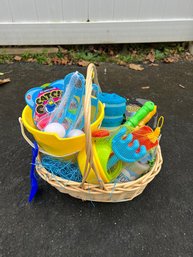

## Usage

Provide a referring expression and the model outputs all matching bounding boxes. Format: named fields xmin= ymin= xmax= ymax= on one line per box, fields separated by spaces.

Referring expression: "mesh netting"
xmin=40 ymin=155 xmax=82 ymax=182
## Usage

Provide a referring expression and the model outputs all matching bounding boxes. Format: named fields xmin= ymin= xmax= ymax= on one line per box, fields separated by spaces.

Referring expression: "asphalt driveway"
xmin=0 ymin=62 xmax=193 ymax=257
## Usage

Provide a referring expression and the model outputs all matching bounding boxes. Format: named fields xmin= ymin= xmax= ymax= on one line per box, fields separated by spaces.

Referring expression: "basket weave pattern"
xmin=36 ymin=145 xmax=162 ymax=202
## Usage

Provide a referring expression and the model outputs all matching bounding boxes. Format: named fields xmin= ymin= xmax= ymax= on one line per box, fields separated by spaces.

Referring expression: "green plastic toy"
xmin=95 ymin=101 xmax=155 ymax=182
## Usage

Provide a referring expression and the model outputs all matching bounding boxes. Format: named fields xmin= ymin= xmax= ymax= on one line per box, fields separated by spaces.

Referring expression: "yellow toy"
xmin=78 ymin=101 xmax=158 ymax=184
xmin=20 ymin=100 xmax=104 ymax=157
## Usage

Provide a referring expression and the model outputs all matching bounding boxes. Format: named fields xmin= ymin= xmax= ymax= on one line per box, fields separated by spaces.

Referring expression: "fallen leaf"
xmin=178 ymin=84 xmax=185 ymax=89
xmin=60 ymin=57 xmax=69 ymax=65
xmin=132 ymin=50 xmax=137 ymax=56
xmin=185 ymin=54 xmax=193 ymax=61
xmin=128 ymin=63 xmax=144 ymax=71
xmin=27 ymin=58 xmax=36 ymax=62
xmin=117 ymin=60 xmax=127 ymax=66
xmin=98 ymin=47 xmax=104 ymax=54
xmin=109 ymin=49 xmax=114 ymax=56
xmin=149 ymin=63 xmax=159 ymax=67
xmin=141 ymin=86 xmax=150 ymax=89
xmin=0 ymin=78 xmax=11 ymax=85
xmin=59 ymin=48 xmax=68 ymax=54
xmin=93 ymin=48 xmax=98 ymax=53
xmin=185 ymin=52 xmax=191 ymax=56
xmin=14 ymin=56 xmax=22 ymax=61
xmin=146 ymin=49 xmax=155 ymax=63
xmin=163 ymin=57 xmax=174 ymax=63
xmin=77 ymin=60 xmax=89 ymax=67
xmin=51 ymin=57 xmax=61 ymax=65
xmin=164 ymin=57 xmax=178 ymax=63
xmin=169 ymin=49 xmax=177 ymax=54
xmin=67 ymin=61 xmax=73 ymax=66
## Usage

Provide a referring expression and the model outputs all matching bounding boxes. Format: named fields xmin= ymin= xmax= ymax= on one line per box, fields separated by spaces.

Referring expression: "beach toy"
xmin=25 ymin=83 xmax=49 ymax=109
xmin=139 ymin=147 xmax=157 ymax=165
xmin=29 ymin=141 xmax=39 ymax=202
xmin=106 ymin=101 xmax=155 ymax=169
xmin=67 ymin=129 xmax=84 ymax=138
xmin=78 ymin=128 xmax=120 ymax=184
xmin=132 ymin=116 xmax=164 ymax=150
xmin=125 ymin=98 xmax=157 ymax=128
xmin=123 ymin=101 xmax=155 ymax=129
xmin=74 ymin=83 xmax=101 ymax=130
xmin=44 ymin=123 xmax=66 ymax=138
xmin=92 ymin=129 xmax=110 ymax=138
xmin=109 ymin=122 xmax=162 ymax=183
xmin=90 ymin=84 xmax=102 ymax=122
xmin=20 ymin=99 xmax=104 ymax=157
xmin=79 ymin=129 xmax=116 ymax=182
xmin=25 ymin=80 xmax=65 ymax=129
xmin=109 ymin=120 xmax=163 ymax=171
xmin=91 ymin=84 xmax=100 ymax=121
xmin=99 ymin=93 xmax=126 ymax=116
xmin=107 ymin=127 xmax=147 ymax=169
xmin=132 ymin=126 xmax=158 ymax=151
xmin=46 ymin=72 xmax=85 ymax=136
xmin=78 ymin=136 xmax=123 ymax=184
xmin=78 ymin=101 xmax=155 ymax=184
xmin=138 ymin=105 xmax=157 ymax=128
xmin=99 ymin=93 xmax=126 ymax=127
xmin=114 ymin=161 xmax=150 ymax=182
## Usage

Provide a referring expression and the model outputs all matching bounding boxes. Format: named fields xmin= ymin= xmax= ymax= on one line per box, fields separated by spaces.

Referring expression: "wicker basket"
xmin=36 ymin=146 xmax=162 ymax=202
xmin=19 ymin=63 xmax=163 ymax=202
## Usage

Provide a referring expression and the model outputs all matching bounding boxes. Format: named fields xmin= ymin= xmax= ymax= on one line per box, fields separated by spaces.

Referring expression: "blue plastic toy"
xmin=107 ymin=127 xmax=147 ymax=169
xmin=25 ymin=80 xmax=65 ymax=129
xmin=48 ymin=72 xmax=85 ymax=135
xmin=99 ymin=93 xmax=126 ymax=127
xmin=29 ymin=142 xmax=39 ymax=202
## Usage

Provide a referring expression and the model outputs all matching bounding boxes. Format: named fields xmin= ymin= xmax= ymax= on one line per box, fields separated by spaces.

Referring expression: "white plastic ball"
xmin=44 ymin=123 xmax=66 ymax=138
xmin=67 ymin=129 xmax=84 ymax=138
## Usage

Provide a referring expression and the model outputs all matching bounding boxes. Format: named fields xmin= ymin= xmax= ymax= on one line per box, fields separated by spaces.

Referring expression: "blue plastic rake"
xmin=107 ymin=127 xmax=147 ymax=169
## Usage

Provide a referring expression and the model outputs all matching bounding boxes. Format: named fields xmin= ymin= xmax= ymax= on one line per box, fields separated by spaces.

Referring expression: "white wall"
xmin=0 ymin=0 xmax=193 ymax=45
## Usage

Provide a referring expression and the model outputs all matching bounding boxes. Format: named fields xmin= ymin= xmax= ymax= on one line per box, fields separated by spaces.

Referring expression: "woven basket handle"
xmin=80 ymin=64 xmax=106 ymax=189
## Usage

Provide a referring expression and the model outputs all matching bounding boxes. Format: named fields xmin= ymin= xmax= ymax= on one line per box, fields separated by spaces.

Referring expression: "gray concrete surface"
xmin=0 ymin=62 xmax=193 ymax=257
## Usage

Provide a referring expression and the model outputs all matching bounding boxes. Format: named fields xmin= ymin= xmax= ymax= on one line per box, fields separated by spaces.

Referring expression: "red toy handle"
xmin=92 ymin=129 xmax=110 ymax=138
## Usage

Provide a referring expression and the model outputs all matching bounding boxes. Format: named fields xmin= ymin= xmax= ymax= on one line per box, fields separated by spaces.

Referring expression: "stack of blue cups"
xmin=99 ymin=93 xmax=126 ymax=128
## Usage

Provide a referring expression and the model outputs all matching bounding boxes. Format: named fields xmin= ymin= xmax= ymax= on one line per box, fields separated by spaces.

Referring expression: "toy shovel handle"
xmin=125 ymin=101 xmax=155 ymax=128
